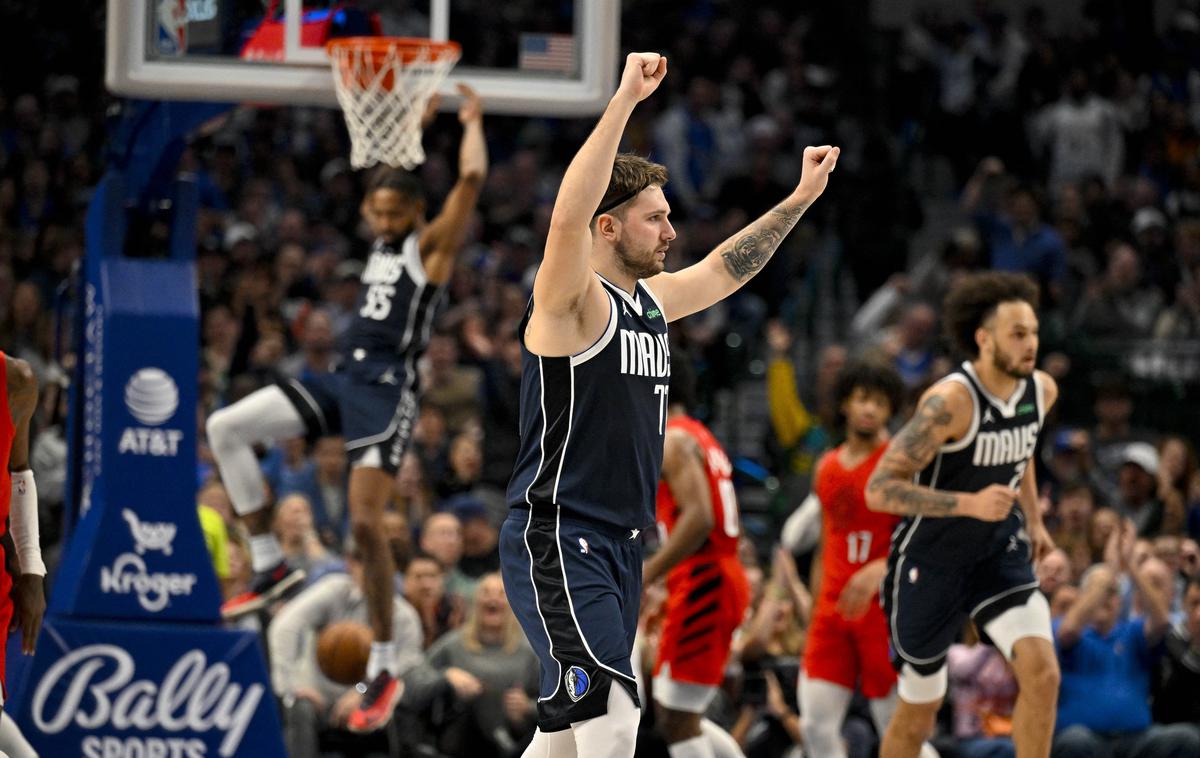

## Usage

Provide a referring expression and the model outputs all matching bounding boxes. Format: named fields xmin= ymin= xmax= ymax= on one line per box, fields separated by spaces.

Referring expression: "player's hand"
xmin=11 ymin=573 xmax=44 ymax=655
xmin=502 ymin=686 xmax=533 ymax=726
xmin=330 ymin=688 xmax=363 ymax=726
xmin=793 ymin=145 xmax=840 ymax=204
xmin=292 ymin=685 xmax=327 ymax=711
xmin=766 ymin=320 xmax=792 ymax=357
xmin=837 ymin=562 xmax=884 ymax=621
xmin=445 ymin=666 xmax=484 ymax=700
xmin=456 ymin=83 xmax=483 ymax=125
xmin=617 ymin=53 xmax=667 ymax=103
xmin=959 ymin=484 xmax=1016 ymax=522
xmin=1029 ymin=521 xmax=1056 ymax=565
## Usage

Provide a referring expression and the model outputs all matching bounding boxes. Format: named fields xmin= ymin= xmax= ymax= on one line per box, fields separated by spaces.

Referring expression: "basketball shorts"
xmin=802 ymin=599 xmax=896 ymax=699
xmin=653 ymin=556 xmax=749 ymax=707
xmin=883 ymin=530 xmax=1039 ymax=678
xmin=278 ymin=358 xmax=417 ymax=475
xmin=499 ymin=506 xmax=642 ymax=732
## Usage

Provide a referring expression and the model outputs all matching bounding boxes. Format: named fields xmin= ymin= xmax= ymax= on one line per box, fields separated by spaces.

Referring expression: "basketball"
xmin=316 ymin=620 xmax=372 ymax=686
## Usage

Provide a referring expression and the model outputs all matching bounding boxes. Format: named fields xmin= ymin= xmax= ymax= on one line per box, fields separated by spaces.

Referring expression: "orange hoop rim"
xmin=326 ymin=36 xmax=462 ymax=65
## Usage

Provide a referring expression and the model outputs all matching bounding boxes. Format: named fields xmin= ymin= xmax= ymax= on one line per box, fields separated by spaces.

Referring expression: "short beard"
xmin=614 ymin=236 xmax=661 ymax=280
xmin=993 ymin=347 xmax=1033 ymax=379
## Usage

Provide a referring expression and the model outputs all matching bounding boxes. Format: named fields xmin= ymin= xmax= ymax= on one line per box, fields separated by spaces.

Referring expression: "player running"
xmin=867 ymin=272 xmax=1060 ymax=758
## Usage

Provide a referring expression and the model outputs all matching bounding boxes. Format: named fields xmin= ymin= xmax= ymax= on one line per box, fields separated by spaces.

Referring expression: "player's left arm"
xmin=1019 ymin=371 xmax=1058 ymax=564
xmin=643 ymin=428 xmax=714 ymax=586
xmin=644 ymin=145 xmax=839 ymax=322
xmin=419 ymin=84 xmax=488 ymax=280
xmin=7 ymin=357 xmax=45 ymax=655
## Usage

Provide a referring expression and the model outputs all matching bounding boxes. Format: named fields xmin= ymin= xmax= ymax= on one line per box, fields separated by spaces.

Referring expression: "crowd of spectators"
xmin=3 ymin=1 xmax=1200 ymax=756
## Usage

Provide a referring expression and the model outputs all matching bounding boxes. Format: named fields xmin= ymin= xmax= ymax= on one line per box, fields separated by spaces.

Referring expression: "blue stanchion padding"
xmin=12 ymin=617 xmax=285 ymax=758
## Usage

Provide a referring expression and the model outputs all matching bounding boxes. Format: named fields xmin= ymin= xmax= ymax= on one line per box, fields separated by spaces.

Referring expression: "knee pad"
xmin=983 ymin=590 xmax=1052 ymax=661
xmin=897 ymin=663 xmax=947 ymax=704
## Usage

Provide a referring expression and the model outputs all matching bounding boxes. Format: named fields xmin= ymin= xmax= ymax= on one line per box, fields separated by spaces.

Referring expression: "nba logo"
xmin=156 ymin=0 xmax=188 ymax=56
xmin=565 ymin=666 xmax=590 ymax=702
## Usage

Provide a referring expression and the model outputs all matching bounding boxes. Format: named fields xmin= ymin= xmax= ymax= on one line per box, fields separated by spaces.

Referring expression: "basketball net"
xmin=327 ymin=38 xmax=461 ymax=170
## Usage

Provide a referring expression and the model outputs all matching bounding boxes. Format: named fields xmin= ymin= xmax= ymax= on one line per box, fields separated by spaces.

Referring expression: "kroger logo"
xmin=100 ymin=509 xmax=196 ymax=612
xmin=124 ymin=368 xmax=179 ymax=426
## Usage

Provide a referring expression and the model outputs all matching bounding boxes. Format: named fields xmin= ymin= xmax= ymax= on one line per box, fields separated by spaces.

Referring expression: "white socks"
xmin=367 ymin=640 xmax=397 ymax=679
xmin=249 ymin=533 xmax=285 ymax=573
xmin=669 ymin=735 xmax=715 ymax=758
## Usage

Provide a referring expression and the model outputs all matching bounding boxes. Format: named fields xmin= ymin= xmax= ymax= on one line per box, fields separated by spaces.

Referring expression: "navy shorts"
xmin=278 ymin=358 xmax=417 ymax=475
xmin=499 ymin=506 xmax=643 ymax=732
xmin=883 ymin=527 xmax=1039 ymax=675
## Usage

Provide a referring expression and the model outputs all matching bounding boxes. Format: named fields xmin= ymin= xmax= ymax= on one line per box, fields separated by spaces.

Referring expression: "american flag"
xmin=519 ymin=33 xmax=576 ymax=73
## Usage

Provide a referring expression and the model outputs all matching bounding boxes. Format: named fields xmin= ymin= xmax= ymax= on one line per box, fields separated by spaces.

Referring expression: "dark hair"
xmin=366 ymin=166 xmax=425 ymax=202
xmin=833 ymin=359 xmax=905 ymax=428
xmin=943 ymin=272 xmax=1040 ymax=357
xmin=594 ymin=153 xmax=668 ymax=218
xmin=669 ymin=350 xmax=698 ymax=414
xmin=405 ymin=550 xmax=443 ymax=572
xmin=1059 ymin=481 xmax=1095 ymax=501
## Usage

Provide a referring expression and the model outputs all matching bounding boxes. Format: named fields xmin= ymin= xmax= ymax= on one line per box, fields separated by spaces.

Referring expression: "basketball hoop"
xmin=327 ymin=37 xmax=461 ymax=170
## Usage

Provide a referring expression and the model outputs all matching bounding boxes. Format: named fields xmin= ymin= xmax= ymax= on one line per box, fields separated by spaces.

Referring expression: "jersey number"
xmin=717 ymin=478 xmax=739 ymax=538
xmin=847 ymin=530 xmax=872 ymax=564
xmin=360 ymin=284 xmax=395 ymax=320
xmin=655 ymin=384 xmax=669 ymax=434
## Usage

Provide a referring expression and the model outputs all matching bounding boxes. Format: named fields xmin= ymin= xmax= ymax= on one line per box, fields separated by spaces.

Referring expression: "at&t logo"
xmin=119 ymin=368 xmax=184 ymax=457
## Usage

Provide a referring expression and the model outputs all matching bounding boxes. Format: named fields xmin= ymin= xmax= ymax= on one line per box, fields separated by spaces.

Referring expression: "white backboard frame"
xmin=106 ymin=0 xmax=619 ymax=117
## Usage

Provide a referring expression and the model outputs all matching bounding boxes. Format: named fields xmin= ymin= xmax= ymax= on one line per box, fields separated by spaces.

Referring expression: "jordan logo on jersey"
xmin=972 ymin=421 xmax=1039 ymax=467
xmin=619 ymin=331 xmax=670 ymax=378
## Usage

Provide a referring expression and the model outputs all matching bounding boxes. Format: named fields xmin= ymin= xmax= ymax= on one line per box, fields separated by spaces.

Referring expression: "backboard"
xmin=107 ymin=0 xmax=620 ymax=116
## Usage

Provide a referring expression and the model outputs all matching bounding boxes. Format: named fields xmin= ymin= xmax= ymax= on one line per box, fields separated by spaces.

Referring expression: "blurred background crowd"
xmin=3 ymin=0 xmax=1200 ymax=756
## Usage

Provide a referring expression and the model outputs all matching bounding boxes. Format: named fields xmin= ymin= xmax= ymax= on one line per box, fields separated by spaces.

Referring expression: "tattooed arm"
xmin=865 ymin=382 xmax=1016 ymax=521
xmin=644 ymin=145 xmax=840 ymax=322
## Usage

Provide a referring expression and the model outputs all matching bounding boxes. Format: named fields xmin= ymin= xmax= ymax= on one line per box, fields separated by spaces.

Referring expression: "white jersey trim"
xmin=525 ymin=509 xmax=563 ymax=702
xmin=570 ymin=292 xmax=618 ymax=367
xmin=962 ymin=361 xmax=1026 ymax=418
xmin=596 ymin=272 xmax=643 ymax=315
xmin=640 ymin=279 xmax=667 ymax=319
xmin=399 ymin=232 xmax=427 ymax=288
xmin=1032 ymin=371 xmax=1046 ymax=425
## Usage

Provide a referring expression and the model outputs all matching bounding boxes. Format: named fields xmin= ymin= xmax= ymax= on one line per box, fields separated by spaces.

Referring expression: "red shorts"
xmin=655 ymin=557 xmax=749 ymax=686
xmin=802 ymin=599 xmax=896 ymax=699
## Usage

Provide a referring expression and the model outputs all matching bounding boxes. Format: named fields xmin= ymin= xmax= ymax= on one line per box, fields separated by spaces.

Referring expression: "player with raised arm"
xmin=646 ymin=360 xmax=749 ymax=758
xmin=797 ymin=360 xmax=917 ymax=757
xmin=0 ymin=353 xmax=46 ymax=756
xmin=865 ymin=272 xmax=1061 ymax=758
xmin=499 ymin=51 xmax=838 ymax=758
xmin=206 ymin=86 xmax=486 ymax=733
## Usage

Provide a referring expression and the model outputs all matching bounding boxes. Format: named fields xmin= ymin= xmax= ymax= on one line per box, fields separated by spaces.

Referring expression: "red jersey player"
xmin=798 ymin=360 xmax=906 ymax=758
xmin=646 ymin=373 xmax=749 ymax=757
xmin=0 ymin=353 xmax=46 ymax=715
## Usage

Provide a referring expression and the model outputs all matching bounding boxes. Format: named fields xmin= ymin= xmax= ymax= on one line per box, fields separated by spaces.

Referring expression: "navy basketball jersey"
xmin=343 ymin=232 xmax=445 ymax=385
xmin=892 ymin=361 xmax=1046 ymax=565
xmin=507 ymin=274 xmax=670 ymax=531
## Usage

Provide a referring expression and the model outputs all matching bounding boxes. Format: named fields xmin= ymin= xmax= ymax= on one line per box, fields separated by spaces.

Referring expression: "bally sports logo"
xmin=32 ymin=644 xmax=263 ymax=758
xmin=119 ymin=367 xmax=184 ymax=457
xmin=100 ymin=509 xmax=196 ymax=612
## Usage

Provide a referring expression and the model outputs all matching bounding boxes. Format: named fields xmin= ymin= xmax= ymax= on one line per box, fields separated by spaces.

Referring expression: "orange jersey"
xmin=813 ymin=443 xmax=897 ymax=604
xmin=0 ymin=354 xmax=11 ymax=525
xmin=655 ymin=416 xmax=740 ymax=565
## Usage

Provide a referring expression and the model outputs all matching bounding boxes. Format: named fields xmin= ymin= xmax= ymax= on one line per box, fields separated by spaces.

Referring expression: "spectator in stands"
xmin=1052 ymin=520 xmax=1200 ymax=757
xmin=948 ymin=628 xmax=1018 ymax=758
xmin=1072 ymin=242 xmax=1165 ymax=339
xmin=1115 ymin=443 xmax=1168 ymax=538
xmin=420 ymin=333 xmax=482 ymax=436
xmin=1052 ymin=482 xmax=1097 ymax=578
xmin=1153 ymin=576 xmax=1200 ymax=725
xmin=279 ymin=436 xmax=349 ymax=548
xmin=435 ymin=432 xmax=483 ymax=502
xmin=446 ymin=495 xmax=500 ymax=590
xmin=279 ymin=307 xmax=338 ymax=381
xmin=404 ymin=551 xmax=465 ymax=649
xmin=419 ymin=511 xmax=470 ymax=601
xmin=1157 ymin=436 xmax=1196 ymax=535
xmin=1089 ymin=380 xmax=1155 ymax=495
xmin=274 ymin=493 xmax=336 ymax=579
xmin=1038 ymin=548 xmax=1073 ymax=599
xmin=406 ymin=574 xmax=539 ymax=756
xmin=1032 ymin=67 xmax=1124 ymax=190
xmin=269 ymin=546 xmax=423 ymax=758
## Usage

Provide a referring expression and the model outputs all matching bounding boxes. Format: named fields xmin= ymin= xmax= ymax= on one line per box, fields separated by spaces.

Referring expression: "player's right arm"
xmin=526 ymin=53 xmax=666 ymax=353
xmin=643 ymin=427 xmax=713 ymax=586
xmin=7 ymin=356 xmax=44 ymax=654
xmin=865 ymin=381 xmax=1014 ymax=520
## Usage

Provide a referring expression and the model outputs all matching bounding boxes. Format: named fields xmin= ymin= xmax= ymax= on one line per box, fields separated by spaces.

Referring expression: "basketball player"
xmin=797 ymin=360 xmax=910 ymax=757
xmin=206 ymin=85 xmax=486 ymax=732
xmin=0 ymin=353 xmax=46 ymax=758
xmin=646 ymin=360 xmax=749 ymax=758
xmin=499 ymin=51 xmax=838 ymax=758
xmin=866 ymin=272 xmax=1061 ymax=758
